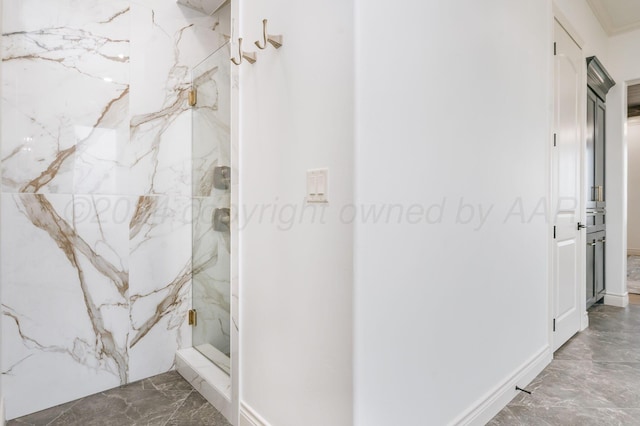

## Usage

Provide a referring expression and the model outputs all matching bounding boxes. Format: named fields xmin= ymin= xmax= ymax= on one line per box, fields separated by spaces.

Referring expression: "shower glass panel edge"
xmin=191 ymin=41 xmax=232 ymax=374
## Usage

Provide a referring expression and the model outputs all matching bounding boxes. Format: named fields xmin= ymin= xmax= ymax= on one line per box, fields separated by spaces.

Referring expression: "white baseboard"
xmin=581 ymin=311 xmax=589 ymax=331
xmin=627 ymin=248 xmax=640 ymax=256
xmin=239 ymin=401 xmax=271 ymax=426
xmin=604 ymin=292 xmax=629 ymax=308
xmin=451 ymin=346 xmax=552 ymax=426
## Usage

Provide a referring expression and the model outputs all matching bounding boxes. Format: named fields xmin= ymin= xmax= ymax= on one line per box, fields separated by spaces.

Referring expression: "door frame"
xmin=549 ymin=4 xmax=588 ymax=354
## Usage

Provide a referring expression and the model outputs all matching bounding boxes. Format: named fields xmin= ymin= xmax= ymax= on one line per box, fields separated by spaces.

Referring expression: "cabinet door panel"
xmin=595 ymin=98 xmax=606 ymax=209
xmin=586 ymin=235 xmax=596 ymax=307
xmin=595 ymin=235 xmax=605 ymax=297
xmin=586 ymin=90 xmax=596 ymax=210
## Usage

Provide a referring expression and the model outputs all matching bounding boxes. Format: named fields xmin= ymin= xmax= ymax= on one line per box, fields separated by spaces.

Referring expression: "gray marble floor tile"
xmin=555 ymin=329 xmax=640 ymax=362
xmin=508 ymin=360 xmax=640 ymax=410
xmin=585 ymin=362 xmax=640 ymax=409
xmin=165 ymin=391 xmax=231 ymax=426
xmin=586 ymin=305 xmax=640 ymax=333
xmin=8 ymin=371 xmax=231 ymax=426
xmin=148 ymin=370 xmax=195 ymax=392
xmin=507 ymin=360 xmax=617 ymax=409
xmin=492 ymin=302 xmax=640 ymax=424
xmin=489 ymin=406 xmax=640 ymax=426
xmin=117 ymin=378 xmax=155 ymax=391
xmin=48 ymin=388 xmax=191 ymax=426
xmin=6 ymin=399 xmax=79 ymax=426
xmin=627 ymin=256 xmax=640 ymax=281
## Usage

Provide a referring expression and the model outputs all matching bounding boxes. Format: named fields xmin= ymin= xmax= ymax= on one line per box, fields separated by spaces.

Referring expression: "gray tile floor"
xmin=7 ymin=371 xmax=231 ymax=426
xmin=489 ymin=303 xmax=640 ymax=425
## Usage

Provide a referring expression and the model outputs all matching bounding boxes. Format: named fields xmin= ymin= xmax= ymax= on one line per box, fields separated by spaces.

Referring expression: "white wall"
xmin=628 ymin=120 xmax=640 ymax=252
xmin=235 ymin=1 xmax=640 ymax=425
xmin=607 ymin=28 xmax=640 ymax=304
xmin=609 ymin=29 xmax=640 ymax=77
xmin=354 ymin=1 xmax=552 ymax=424
xmin=238 ymin=0 xmax=354 ymax=425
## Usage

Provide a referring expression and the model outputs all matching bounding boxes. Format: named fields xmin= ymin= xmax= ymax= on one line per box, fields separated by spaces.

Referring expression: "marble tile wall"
xmin=0 ymin=0 xmax=230 ymax=419
xmin=177 ymin=0 xmax=229 ymax=16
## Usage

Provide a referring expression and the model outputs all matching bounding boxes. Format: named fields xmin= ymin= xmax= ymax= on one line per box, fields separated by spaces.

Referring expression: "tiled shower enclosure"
xmin=0 ymin=0 xmax=230 ymax=419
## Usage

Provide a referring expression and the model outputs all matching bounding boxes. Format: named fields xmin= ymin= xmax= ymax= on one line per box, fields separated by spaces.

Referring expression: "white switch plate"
xmin=307 ymin=168 xmax=328 ymax=203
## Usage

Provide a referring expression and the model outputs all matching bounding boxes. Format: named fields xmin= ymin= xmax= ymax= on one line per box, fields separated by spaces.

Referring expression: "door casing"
xmin=550 ymin=5 xmax=588 ymax=353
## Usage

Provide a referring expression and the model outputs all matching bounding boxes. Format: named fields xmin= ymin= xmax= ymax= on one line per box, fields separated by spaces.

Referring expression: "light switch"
xmin=317 ymin=172 xmax=326 ymax=195
xmin=307 ymin=174 xmax=317 ymax=195
xmin=307 ymin=168 xmax=328 ymax=203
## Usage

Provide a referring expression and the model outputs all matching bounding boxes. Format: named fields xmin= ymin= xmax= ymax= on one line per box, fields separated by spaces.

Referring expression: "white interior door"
xmin=552 ymin=19 xmax=584 ymax=352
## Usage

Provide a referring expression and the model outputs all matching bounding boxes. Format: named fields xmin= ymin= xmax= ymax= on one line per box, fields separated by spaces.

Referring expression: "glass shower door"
xmin=191 ymin=42 xmax=231 ymax=374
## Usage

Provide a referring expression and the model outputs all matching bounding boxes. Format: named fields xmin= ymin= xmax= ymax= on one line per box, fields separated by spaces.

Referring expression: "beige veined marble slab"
xmin=177 ymin=0 xmax=228 ymax=15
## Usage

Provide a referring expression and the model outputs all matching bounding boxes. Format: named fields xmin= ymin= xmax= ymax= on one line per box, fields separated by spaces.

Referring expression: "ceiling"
xmin=587 ymin=0 xmax=640 ymax=35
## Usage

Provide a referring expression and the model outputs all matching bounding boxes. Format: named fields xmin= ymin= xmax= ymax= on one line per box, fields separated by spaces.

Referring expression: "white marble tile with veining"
xmin=0 ymin=193 xmax=129 ymax=419
xmin=176 ymin=0 xmax=229 ymax=16
xmin=1 ymin=0 xmax=130 ymax=195
xmin=128 ymin=2 xmax=228 ymax=196
xmin=128 ymin=195 xmax=193 ymax=382
xmin=0 ymin=0 xmax=234 ymax=420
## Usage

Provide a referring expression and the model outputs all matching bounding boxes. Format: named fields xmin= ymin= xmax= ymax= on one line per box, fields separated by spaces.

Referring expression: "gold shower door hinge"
xmin=188 ymin=309 xmax=197 ymax=326
xmin=188 ymin=89 xmax=197 ymax=106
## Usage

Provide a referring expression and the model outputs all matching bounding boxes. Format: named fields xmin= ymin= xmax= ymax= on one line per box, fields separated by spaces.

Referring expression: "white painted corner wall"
xmin=354 ymin=1 xmax=552 ymax=424
xmin=238 ymin=0 xmax=354 ymax=425
xmin=236 ymin=0 xmax=640 ymax=425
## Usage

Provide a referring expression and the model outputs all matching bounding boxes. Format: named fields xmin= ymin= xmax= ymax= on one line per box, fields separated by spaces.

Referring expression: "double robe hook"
xmin=230 ymin=38 xmax=256 ymax=65
xmin=255 ymin=19 xmax=283 ymax=50
xmin=231 ymin=19 xmax=283 ymax=65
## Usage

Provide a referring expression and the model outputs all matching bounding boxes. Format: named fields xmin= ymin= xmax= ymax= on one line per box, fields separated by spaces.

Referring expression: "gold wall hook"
xmin=231 ymin=38 xmax=257 ymax=65
xmin=255 ymin=19 xmax=283 ymax=50
xmin=243 ymin=50 xmax=257 ymax=64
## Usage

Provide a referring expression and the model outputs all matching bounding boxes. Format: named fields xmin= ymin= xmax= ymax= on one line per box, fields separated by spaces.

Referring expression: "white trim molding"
xmin=581 ymin=310 xmax=590 ymax=331
xmin=1 ymin=395 xmax=5 ymax=426
xmin=605 ymin=291 xmax=630 ymax=308
xmin=553 ymin=2 xmax=585 ymax=48
xmin=239 ymin=401 xmax=271 ymax=426
xmin=628 ymin=248 xmax=640 ymax=256
xmin=451 ymin=346 xmax=552 ymax=426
